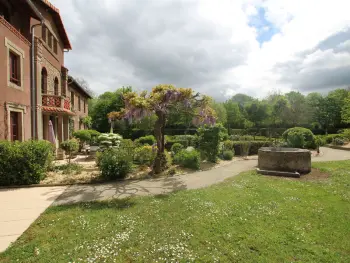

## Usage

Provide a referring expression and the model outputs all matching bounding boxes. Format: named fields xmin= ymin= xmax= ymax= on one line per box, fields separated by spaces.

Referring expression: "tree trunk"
xmin=153 ymin=111 xmax=167 ymax=174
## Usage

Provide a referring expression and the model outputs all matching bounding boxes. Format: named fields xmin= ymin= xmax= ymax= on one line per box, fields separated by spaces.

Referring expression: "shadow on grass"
xmin=51 ymin=198 xmax=136 ymax=212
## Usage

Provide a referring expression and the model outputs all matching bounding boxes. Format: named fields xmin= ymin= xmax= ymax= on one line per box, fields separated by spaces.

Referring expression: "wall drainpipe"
xmin=30 ymin=23 xmax=42 ymax=139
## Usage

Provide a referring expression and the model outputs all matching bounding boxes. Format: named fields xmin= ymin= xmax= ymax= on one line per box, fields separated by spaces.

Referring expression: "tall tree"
xmin=89 ymin=87 xmax=132 ymax=132
xmin=245 ymin=100 xmax=269 ymax=129
xmin=285 ymin=91 xmax=307 ymax=126
xmin=224 ymin=100 xmax=246 ymax=129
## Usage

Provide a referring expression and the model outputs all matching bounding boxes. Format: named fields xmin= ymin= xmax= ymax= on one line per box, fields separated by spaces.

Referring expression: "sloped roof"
xmin=68 ymin=76 xmax=93 ymax=99
xmin=38 ymin=0 xmax=72 ymax=50
xmin=42 ymin=106 xmax=76 ymax=115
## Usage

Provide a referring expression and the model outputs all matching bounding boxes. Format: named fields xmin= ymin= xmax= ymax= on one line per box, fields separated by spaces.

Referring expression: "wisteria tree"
xmin=114 ymin=84 xmax=216 ymax=174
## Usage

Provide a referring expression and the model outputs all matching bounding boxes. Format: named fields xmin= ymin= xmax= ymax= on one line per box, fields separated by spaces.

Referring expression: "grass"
xmin=52 ymin=163 xmax=84 ymax=175
xmin=1 ymin=161 xmax=350 ymax=262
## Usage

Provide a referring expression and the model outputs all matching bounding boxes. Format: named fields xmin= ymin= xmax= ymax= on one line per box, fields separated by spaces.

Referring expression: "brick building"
xmin=0 ymin=0 xmax=91 ymax=145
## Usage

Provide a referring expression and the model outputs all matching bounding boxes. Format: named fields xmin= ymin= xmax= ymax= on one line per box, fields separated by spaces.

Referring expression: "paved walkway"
xmin=1 ymin=147 xmax=350 ymax=252
xmin=0 ymin=187 xmax=66 ymax=252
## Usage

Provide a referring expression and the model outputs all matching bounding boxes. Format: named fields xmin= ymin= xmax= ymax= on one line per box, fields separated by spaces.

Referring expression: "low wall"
xmin=258 ymin=147 xmax=311 ymax=174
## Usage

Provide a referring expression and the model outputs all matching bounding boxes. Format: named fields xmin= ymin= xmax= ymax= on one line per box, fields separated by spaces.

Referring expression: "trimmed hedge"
xmin=135 ymin=135 xmax=156 ymax=146
xmin=173 ymin=149 xmax=201 ymax=170
xmin=232 ymin=140 xmax=273 ymax=156
xmin=0 ymin=140 xmax=54 ymax=186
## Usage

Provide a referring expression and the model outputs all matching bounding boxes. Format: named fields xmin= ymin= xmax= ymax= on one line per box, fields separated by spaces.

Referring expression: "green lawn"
xmin=1 ymin=161 xmax=350 ymax=263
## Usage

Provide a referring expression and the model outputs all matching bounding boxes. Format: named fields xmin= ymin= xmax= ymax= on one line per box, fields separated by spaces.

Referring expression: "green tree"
xmin=210 ymin=100 xmax=227 ymax=125
xmin=245 ymin=100 xmax=269 ymax=128
xmin=224 ymin=100 xmax=245 ymax=129
xmin=285 ymin=91 xmax=307 ymax=126
xmin=89 ymin=87 xmax=132 ymax=132
xmin=341 ymin=93 xmax=350 ymax=124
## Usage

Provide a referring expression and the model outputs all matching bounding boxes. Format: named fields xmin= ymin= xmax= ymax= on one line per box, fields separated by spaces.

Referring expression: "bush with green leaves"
xmin=134 ymin=135 xmax=156 ymax=146
xmin=333 ymin=138 xmax=346 ymax=146
xmin=98 ymin=147 xmax=133 ymax=180
xmin=222 ymin=150 xmax=234 ymax=160
xmin=0 ymin=140 xmax=54 ymax=186
xmin=282 ymin=127 xmax=316 ymax=149
xmin=171 ymin=143 xmax=184 ymax=154
xmin=86 ymin=130 xmax=101 ymax=145
xmin=73 ymin=130 xmax=91 ymax=151
xmin=60 ymin=139 xmax=79 ymax=164
xmin=98 ymin=133 xmax=122 ymax=149
xmin=222 ymin=140 xmax=234 ymax=151
xmin=134 ymin=145 xmax=156 ymax=166
xmin=325 ymin=134 xmax=347 ymax=144
xmin=198 ymin=124 xmax=225 ymax=163
xmin=173 ymin=149 xmax=201 ymax=170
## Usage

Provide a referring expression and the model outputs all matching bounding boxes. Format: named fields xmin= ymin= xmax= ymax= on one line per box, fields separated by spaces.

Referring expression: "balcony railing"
xmin=42 ymin=94 xmax=71 ymax=110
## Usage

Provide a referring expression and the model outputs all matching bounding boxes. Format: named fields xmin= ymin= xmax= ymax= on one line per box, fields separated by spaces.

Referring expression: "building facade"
xmin=0 ymin=0 xmax=91 ymax=146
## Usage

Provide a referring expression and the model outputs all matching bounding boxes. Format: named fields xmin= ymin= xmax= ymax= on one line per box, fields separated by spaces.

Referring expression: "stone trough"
xmin=257 ymin=147 xmax=311 ymax=178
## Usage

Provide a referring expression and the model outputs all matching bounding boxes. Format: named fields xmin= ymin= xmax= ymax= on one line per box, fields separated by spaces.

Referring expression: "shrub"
xmin=73 ymin=130 xmax=91 ymax=151
xmin=282 ymin=127 xmax=316 ymax=149
xmin=223 ymin=140 xmax=234 ymax=151
xmin=98 ymin=147 xmax=133 ymax=179
xmin=60 ymin=139 xmax=79 ymax=164
xmin=134 ymin=135 xmax=156 ymax=146
xmin=342 ymin=129 xmax=350 ymax=140
xmin=0 ymin=140 xmax=54 ymax=186
xmin=173 ymin=135 xmax=198 ymax=147
xmin=222 ymin=150 xmax=233 ymax=160
xmin=333 ymin=138 xmax=346 ymax=146
xmin=98 ymin=133 xmax=122 ymax=149
xmin=198 ymin=124 xmax=224 ymax=163
xmin=171 ymin=143 xmax=184 ymax=154
xmin=173 ymin=149 xmax=201 ymax=170
xmin=315 ymin=135 xmax=326 ymax=147
xmin=87 ymin=130 xmax=101 ymax=145
xmin=73 ymin=130 xmax=91 ymax=143
xmin=134 ymin=145 xmax=156 ymax=165
xmin=325 ymin=134 xmax=347 ymax=144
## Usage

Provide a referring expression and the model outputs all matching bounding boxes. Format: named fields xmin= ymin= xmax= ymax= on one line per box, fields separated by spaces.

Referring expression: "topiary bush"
xmin=173 ymin=149 xmax=201 ymax=170
xmin=98 ymin=147 xmax=133 ymax=180
xmin=0 ymin=140 xmax=54 ymax=186
xmin=282 ymin=127 xmax=316 ymax=149
xmin=134 ymin=135 xmax=156 ymax=146
xmin=134 ymin=145 xmax=157 ymax=166
xmin=171 ymin=143 xmax=184 ymax=154
xmin=98 ymin=133 xmax=122 ymax=150
xmin=222 ymin=150 xmax=233 ymax=160
xmin=86 ymin=130 xmax=101 ymax=145
xmin=60 ymin=139 xmax=79 ymax=164
xmin=73 ymin=130 xmax=91 ymax=151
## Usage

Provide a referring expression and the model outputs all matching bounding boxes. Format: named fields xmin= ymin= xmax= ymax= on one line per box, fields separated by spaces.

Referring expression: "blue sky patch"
xmin=248 ymin=7 xmax=280 ymax=45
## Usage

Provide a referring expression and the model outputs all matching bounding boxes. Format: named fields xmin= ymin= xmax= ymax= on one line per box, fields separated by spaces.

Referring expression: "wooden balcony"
xmin=41 ymin=94 xmax=75 ymax=115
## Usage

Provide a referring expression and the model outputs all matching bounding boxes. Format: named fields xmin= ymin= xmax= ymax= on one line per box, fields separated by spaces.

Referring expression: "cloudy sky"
xmin=50 ymin=0 xmax=350 ymax=100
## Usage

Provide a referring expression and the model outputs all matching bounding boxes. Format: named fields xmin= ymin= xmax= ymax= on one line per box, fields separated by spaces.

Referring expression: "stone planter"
xmin=258 ymin=147 xmax=311 ymax=175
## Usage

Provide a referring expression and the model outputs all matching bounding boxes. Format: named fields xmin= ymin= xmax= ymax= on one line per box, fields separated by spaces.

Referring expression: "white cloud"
xmin=50 ymin=0 xmax=350 ymax=100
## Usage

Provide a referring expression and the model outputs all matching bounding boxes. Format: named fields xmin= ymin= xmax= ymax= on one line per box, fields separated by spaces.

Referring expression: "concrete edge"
xmin=256 ymin=168 xmax=300 ymax=178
